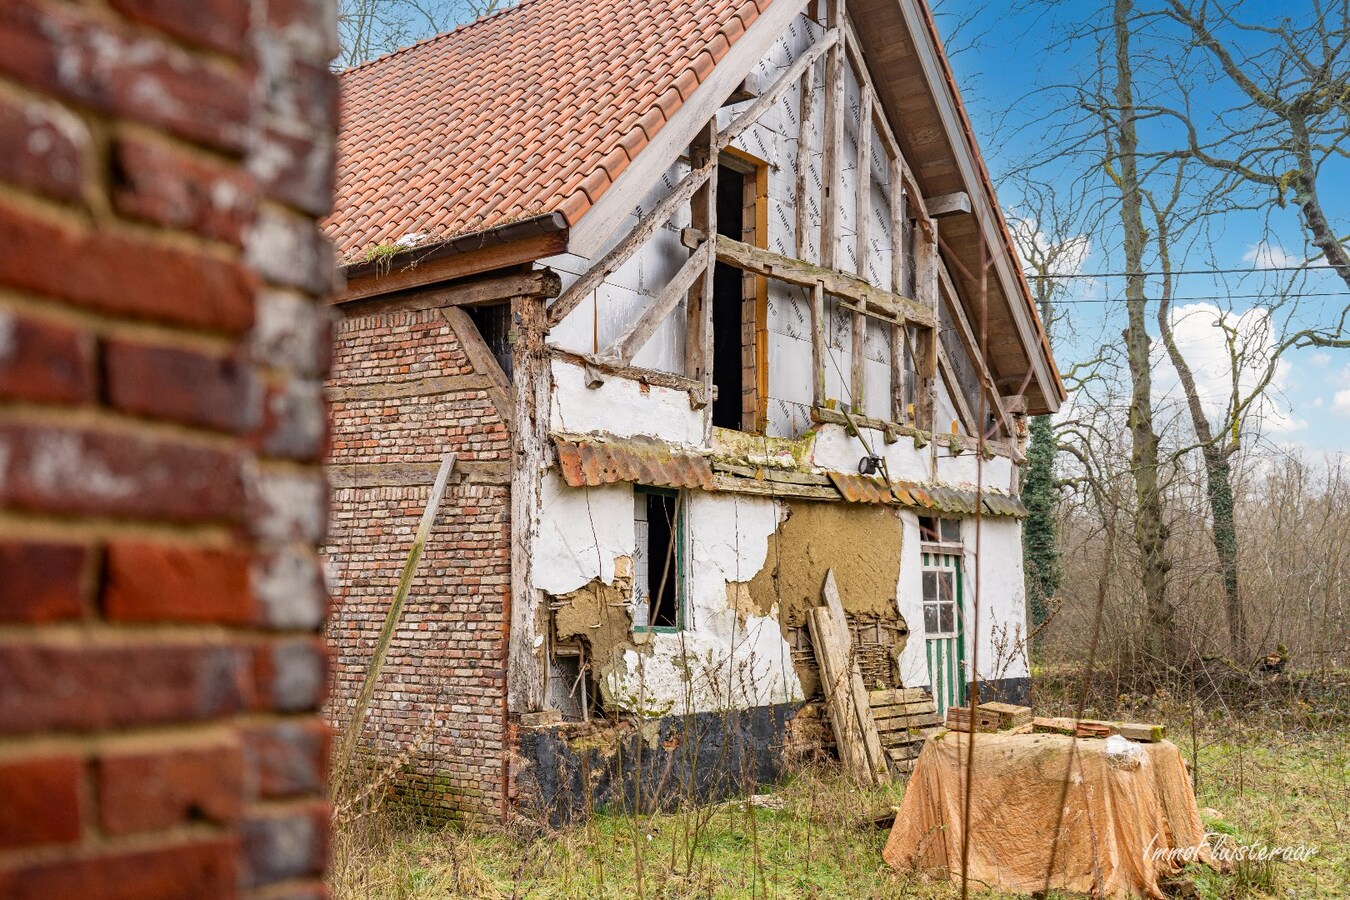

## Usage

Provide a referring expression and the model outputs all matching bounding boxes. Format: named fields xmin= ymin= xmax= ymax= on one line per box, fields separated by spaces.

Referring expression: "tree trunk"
xmin=1156 ymin=302 xmax=1248 ymax=664
xmin=1289 ymin=111 xmax=1350 ymax=293
xmin=1113 ymin=0 xmax=1176 ymax=665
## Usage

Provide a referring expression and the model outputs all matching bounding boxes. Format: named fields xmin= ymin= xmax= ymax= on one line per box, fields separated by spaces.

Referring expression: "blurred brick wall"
xmin=0 ymin=0 xmax=338 ymax=895
xmin=324 ymin=308 xmax=512 ymax=821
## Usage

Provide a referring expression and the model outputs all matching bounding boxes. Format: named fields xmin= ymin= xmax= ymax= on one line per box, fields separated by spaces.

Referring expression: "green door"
xmin=923 ymin=549 xmax=966 ymax=717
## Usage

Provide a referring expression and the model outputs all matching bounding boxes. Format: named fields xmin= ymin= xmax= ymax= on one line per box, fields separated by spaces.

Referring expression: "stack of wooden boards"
xmin=946 ymin=701 xmax=1032 ymax=734
xmin=870 ymin=687 xmax=942 ymax=774
xmin=1031 ymin=716 xmax=1166 ymax=742
xmin=944 ymin=705 xmax=1165 ymax=743
xmin=808 ymin=571 xmax=892 ymax=786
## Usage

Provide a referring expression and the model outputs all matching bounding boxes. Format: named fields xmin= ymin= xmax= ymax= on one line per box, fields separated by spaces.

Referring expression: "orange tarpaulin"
xmin=883 ymin=732 xmax=1213 ymax=898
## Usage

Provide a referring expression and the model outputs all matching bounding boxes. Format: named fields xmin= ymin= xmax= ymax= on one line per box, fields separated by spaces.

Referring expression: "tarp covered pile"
xmin=883 ymin=731 xmax=1213 ymax=899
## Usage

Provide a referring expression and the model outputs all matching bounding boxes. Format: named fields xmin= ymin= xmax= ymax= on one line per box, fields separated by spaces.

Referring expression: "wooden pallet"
xmin=869 ymin=687 xmax=940 ymax=775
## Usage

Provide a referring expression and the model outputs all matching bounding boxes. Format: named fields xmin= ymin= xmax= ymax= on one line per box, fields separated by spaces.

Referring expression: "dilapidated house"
xmin=322 ymin=0 xmax=1065 ymax=821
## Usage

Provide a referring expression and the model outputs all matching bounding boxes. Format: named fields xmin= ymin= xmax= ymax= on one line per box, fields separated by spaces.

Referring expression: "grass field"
xmin=332 ymin=713 xmax=1348 ymax=899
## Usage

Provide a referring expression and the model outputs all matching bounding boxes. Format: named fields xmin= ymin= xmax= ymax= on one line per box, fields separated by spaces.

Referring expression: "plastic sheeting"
xmin=883 ymin=732 xmax=1213 ymax=898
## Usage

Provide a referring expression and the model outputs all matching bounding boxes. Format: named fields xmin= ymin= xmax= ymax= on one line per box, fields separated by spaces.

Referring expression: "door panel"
xmin=923 ymin=550 xmax=965 ymax=716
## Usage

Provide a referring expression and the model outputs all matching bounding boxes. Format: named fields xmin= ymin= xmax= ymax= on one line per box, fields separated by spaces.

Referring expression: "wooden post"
xmin=795 ymin=65 xmax=817 ymax=261
xmin=509 ymin=294 xmax=550 ymax=714
xmin=334 ymin=451 xmax=457 ymax=789
xmin=913 ymin=219 xmax=939 ymax=431
xmin=819 ymin=3 xmax=845 ymax=272
xmin=850 ymin=84 xmax=872 ymax=412
xmin=811 ymin=280 xmax=826 ymax=407
xmin=889 ymin=163 xmax=908 ymax=423
xmin=686 ymin=121 xmax=718 ymax=423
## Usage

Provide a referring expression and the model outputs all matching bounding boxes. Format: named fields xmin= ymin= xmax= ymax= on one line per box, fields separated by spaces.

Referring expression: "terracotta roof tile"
xmin=324 ymin=0 xmax=768 ymax=262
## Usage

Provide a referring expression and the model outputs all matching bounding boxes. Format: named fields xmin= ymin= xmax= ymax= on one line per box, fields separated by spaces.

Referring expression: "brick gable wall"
xmin=0 ymin=0 xmax=337 ymax=894
xmin=325 ymin=308 xmax=512 ymax=822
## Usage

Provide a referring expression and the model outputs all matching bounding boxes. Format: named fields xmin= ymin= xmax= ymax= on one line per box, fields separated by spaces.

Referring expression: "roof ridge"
xmin=339 ymin=0 xmax=547 ymax=75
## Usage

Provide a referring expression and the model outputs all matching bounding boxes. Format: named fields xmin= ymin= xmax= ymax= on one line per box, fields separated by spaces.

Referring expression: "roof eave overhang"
xmin=338 ymin=210 xmax=569 ymax=283
xmin=892 ymin=0 xmax=1065 ymax=412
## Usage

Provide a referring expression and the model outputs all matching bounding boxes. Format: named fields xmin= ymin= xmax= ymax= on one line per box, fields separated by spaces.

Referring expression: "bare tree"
xmin=1105 ymin=0 xmax=1178 ymax=665
xmin=338 ymin=0 xmax=514 ymax=68
xmin=1163 ymin=0 xmax=1350 ymax=296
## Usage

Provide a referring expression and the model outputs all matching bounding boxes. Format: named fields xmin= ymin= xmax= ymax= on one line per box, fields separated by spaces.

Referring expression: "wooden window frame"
xmin=717 ymin=147 xmax=769 ymax=434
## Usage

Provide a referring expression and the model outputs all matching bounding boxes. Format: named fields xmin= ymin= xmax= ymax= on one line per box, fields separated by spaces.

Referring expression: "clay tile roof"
xmin=324 ymin=0 xmax=769 ymax=263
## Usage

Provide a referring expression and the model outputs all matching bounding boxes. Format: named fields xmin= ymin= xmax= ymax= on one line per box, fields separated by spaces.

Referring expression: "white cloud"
xmin=1153 ymin=303 xmax=1306 ymax=434
xmin=1333 ymin=390 xmax=1350 ymax=416
xmin=1008 ymin=217 xmax=1095 ymax=305
xmin=1310 ymin=351 xmax=1332 ymax=367
xmin=1241 ymin=240 xmax=1299 ymax=270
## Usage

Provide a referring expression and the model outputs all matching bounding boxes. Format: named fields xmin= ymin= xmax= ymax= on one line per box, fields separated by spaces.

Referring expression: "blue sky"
xmin=936 ymin=0 xmax=1350 ymax=454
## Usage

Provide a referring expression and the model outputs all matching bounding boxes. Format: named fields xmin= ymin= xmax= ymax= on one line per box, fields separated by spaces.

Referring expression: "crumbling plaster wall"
xmin=536 ymin=479 xmax=803 ymax=716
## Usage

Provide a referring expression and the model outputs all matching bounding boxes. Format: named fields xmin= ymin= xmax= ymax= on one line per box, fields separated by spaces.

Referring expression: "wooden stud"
xmin=795 ymin=66 xmax=817 ymax=261
xmin=913 ymin=221 xmax=939 ymax=431
xmin=811 ymin=280 xmax=826 ymax=408
xmin=686 ymin=121 xmax=718 ymax=437
xmin=851 ymin=84 xmax=873 ymax=412
xmin=889 ymin=164 xmax=908 ymax=424
xmin=819 ymin=5 xmax=845 ymax=271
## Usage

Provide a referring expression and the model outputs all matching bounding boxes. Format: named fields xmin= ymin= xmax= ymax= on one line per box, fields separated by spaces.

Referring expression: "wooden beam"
xmin=718 ymin=28 xmax=838 ymax=151
xmin=795 ymin=63 xmax=818 ymax=260
xmin=937 ymin=340 xmax=977 ymax=436
xmin=607 ymin=241 xmax=712 ymax=366
xmin=937 ymin=261 xmax=1007 ymax=434
xmin=441 ymin=306 xmax=516 ymax=425
xmin=336 ymin=268 xmax=560 ymax=317
xmin=339 ymin=231 xmax=568 ymax=303
xmin=851 ymin=84 xmax=873 ymax=412
xmin=550 ymin=348 xmax=709 ymax=404
xmin=714 ymin=236 xmax=935 ymax=328
xmin=548 ymin=160 xmax=714 ymax=328
xmin=333 ymin=451 xmax=457 ymax=792
xmin=509 ymin=296 xmax=549 ymax=713
xmin=927 ymin=191 xmax=972 ymax=218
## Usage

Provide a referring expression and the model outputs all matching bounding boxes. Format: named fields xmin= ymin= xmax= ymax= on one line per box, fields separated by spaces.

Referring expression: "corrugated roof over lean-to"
xmin=324 ymin=0 xmax=772 ymax=263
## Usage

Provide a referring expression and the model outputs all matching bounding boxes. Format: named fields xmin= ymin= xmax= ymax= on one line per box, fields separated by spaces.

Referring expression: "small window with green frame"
xmin=633 ymin=486 xmax=684 ymax=631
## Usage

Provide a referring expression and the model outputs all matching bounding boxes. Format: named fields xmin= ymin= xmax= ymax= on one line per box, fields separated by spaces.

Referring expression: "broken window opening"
xmin=633 ymin=487 xmax=683 ymax=631
xmin=918 ymin=515 xmax=961 ymax=546
xmin=712 ymin=164 xmax=747 ymax=430
xmin=466 ymin=301 xmax=513 ymax=379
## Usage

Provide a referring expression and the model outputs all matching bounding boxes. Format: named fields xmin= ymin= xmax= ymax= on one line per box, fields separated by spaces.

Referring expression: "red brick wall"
xmin=0 ymin=0 xmax=337 ymax=895
xmin=325 ymin=308 xmax=512 ymax=821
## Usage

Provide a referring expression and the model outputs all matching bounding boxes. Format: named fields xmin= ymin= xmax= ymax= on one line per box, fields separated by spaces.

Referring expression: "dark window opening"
xmin=467 ymin=301 xmax=513 ymax=380
xmin=918 ymin=516 xmax=962 ymax=544
xmin=712 ymin=166 xmax=746 ymax=430
xmin=634 ymin=488 xmax=681 ymax=630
